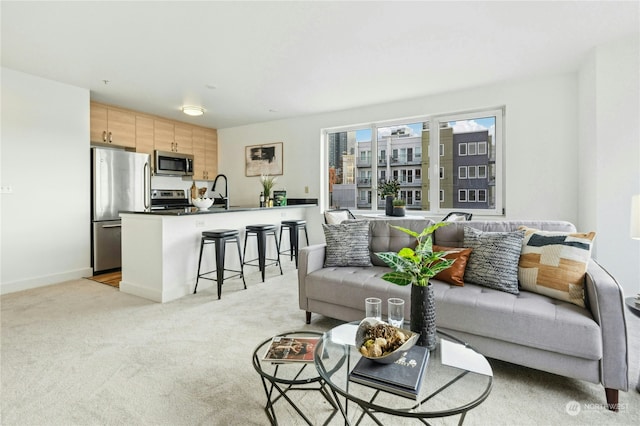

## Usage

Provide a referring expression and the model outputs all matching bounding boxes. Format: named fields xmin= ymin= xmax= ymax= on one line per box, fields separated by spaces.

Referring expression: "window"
xmin=478 ymin=141 xmax=487 ymax=155
xmin=324 ymin=107 xmax=503 ymax=214
xmin=468 ymin=142 xmax=477 ymax=156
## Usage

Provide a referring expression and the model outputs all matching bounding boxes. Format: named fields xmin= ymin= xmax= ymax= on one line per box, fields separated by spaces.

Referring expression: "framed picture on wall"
xmin=245 ymin=142 xmax=283 ymax=176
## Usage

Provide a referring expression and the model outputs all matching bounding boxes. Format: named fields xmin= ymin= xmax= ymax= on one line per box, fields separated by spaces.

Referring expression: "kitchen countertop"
xmin=124 ymin=204 xmax=317 ymax=216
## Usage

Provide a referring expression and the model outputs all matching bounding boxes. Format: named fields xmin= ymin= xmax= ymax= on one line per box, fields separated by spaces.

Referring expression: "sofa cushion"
xmin=463 ymin=226 xmax=525 ymax=295
xmin=369 ymin=219 xmax=434 ymax=266
xmin=322 ymin=220 xmax=372 ymax=267
xmin=305 ymin=265 xmax=411 ymax=312
xmin=433 ymin=245 xmax=472 ymax=286
xmin=518 ymin=227 xmax=595 ymax=308
xmin=431 ymin=280 xmax=602 ymax=360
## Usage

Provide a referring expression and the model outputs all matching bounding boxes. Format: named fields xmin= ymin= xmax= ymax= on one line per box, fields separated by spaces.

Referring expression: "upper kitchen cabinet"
xmin=154 ymin=120 xmax=193 ymax=154
xmin=90 ymin=103 xmax=136 ymax=148
xmin=204 ymin=128 xmax=218 ymax=179
xmin=135 ymin=115 xmax=155 ymax=159
xmin=174 ymin=124 xmax=193 ymax=154
xmin=192 ymin=128 xmax=218 ymax=180
xmin=153 ymin=119 xmax=175 ymax=153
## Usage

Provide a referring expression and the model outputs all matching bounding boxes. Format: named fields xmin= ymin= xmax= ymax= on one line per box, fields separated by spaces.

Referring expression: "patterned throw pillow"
xmin=322 ymin=220 xmax=372 ymax=267
xmin=433 ymin=245 xmax=473 ymax=286
xmin=463 ymin=227 xmax=525 ymax=294
xmin=518 ymin=227 xmax=595 ymax=308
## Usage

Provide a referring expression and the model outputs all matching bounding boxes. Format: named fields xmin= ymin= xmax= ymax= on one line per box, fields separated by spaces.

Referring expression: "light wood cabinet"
xmin=153 ymin=120 xmax=193 ymax=154
xmin=174 ymin=124 xmax=193 ymax=154
xmin=192 ymin=127 xmax=206 ymax=179
xmin=153 ymin=119 xmax=175 ymax=153
xmin=204 ymin=128 xmax=218 ymax=180
xmin=90 ymin=103 xmax=136 ymax=148
xmin=135 ymin=115 xmax=155 ymax=160
xmin=90 ymin=102 xmax=216 ymax=179
xmin=192 ymin=128 xmax=218 ymax=180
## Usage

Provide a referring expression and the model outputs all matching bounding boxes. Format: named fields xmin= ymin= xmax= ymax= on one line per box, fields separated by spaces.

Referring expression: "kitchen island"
xmin=119 ymin=204 xmax=320 ymax=303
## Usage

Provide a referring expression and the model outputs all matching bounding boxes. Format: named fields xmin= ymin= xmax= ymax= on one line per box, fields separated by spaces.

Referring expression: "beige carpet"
xmin=1 ymin=261 xmax=639 ymax=425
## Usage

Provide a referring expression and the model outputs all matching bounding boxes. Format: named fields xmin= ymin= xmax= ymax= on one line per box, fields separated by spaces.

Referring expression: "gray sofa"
xmin=298 ymin=219 xmax=629 ymax=409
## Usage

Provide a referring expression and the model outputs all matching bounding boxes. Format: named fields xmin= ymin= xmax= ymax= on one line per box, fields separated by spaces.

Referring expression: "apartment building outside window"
xmin=325 ymin=107 xmax=503 ymax=214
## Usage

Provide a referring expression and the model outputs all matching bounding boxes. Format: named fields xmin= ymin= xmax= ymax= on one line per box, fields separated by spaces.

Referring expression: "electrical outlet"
xmin=195 ymin=220 xmax=205 ymax=228
xmin=0 ymin=186 xmax=13 ymax=194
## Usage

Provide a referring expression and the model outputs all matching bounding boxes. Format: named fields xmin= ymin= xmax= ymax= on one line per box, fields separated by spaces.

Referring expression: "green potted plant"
xmin=375 ymin=222 xmax=454 ymax=349
xmin=392 ymin=198 xmax=406 ymax=217
xmin=260 ymin=174 xmax=277 ymax=206
xmin=376 ymin=179 xmax=401 ymax=216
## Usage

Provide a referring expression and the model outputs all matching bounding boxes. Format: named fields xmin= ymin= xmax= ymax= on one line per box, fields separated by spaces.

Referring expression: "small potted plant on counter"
xmin=377 ymin=179 xmax=401 ymax=216
xmin=260 ymin=174 xmax=277 ymax=207
xmin=392 ymin=198 xmax=406 ymax=217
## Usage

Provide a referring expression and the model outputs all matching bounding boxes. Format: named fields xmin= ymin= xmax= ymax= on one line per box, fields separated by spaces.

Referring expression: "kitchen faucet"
xmin=212 ymin=174 xmax=229 ymax=210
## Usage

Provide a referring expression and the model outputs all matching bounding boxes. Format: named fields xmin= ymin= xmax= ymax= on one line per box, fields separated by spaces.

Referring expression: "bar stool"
xmin=194 ymin=229 xmax=246 ymax=299
xmin=279 ymin=220 xmax=309 ymax=268
xmin=243 ymin=224 xmax=283 ymax=282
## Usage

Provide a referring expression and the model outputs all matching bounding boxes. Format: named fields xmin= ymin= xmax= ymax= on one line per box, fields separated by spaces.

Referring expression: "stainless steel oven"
xmin=150 ymin=189 xmax=192 ymax=210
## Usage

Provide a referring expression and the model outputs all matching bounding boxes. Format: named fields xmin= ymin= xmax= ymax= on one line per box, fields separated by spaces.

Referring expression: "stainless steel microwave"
xmin=154 ymin=150 xmax=194 ymax=176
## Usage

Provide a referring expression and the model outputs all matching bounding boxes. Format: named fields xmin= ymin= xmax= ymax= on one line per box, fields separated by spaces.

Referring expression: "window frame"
xmin=322 ymin=106 xmax=504 ymax=215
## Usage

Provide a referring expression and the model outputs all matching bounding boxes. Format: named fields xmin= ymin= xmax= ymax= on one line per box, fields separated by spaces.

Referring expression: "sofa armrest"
xmin=298 ymin=244 xmax=326 ymax=312
xmin=584 ymin=259 xmax=629 ymax=391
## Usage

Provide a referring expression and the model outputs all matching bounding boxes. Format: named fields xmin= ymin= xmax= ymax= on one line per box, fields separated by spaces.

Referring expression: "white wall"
xmin=218 ymin=35 xmax=639 ymax=296
xmin=1 ymin=68 xmax=92 ymax=293
xmin=219 ymin=73 xmax=579 ymax=230
xmin=579 ymin=35 xmax=640 ymax=296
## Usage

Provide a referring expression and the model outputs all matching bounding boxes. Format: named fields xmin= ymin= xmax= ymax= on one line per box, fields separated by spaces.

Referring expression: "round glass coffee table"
xmin=314 ymin=322 xmax=493 ymax=425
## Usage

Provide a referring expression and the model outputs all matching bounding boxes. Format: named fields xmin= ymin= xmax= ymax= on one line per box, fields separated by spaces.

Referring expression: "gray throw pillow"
xmin=322 ymin=220 xmax=372 ymax=267
xmin=463 ymin=226 xmax=525 ymax=294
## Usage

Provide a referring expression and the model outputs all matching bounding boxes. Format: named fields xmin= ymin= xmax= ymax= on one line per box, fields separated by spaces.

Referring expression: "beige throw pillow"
xmin=518 ymin=227 xmax=596 ymax=308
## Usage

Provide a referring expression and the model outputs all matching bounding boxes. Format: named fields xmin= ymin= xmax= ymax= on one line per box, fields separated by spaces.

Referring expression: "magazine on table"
xmin=349 ymin=344 xmax=429 ymax=399
xmin=262 ymin=336 xmax=320 ymax=363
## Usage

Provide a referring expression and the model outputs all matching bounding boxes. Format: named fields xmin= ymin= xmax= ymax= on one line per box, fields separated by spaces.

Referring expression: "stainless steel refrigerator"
xmin=91 ymin=147 xmax=150 ymax=273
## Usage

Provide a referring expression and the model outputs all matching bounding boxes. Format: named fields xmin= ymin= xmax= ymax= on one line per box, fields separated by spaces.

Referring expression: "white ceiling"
xmin=1 ymin=1 xmax=638 ymax=129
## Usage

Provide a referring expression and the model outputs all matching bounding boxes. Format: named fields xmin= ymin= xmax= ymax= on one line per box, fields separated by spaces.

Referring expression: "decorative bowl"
xmin=191 ymin=198 xmax=213 ymax=210
xmin=355 ymin=318 xmax=418 ymax=364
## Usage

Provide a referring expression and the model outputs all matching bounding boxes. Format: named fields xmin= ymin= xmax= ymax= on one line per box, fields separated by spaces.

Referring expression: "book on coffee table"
xmin=349 ymin=344 xmax=429 ymax=399
xmin=262 ymin=336 xmax=319 ymax=363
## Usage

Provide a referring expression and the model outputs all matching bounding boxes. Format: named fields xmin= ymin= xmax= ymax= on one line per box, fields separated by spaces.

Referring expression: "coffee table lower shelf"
xmin=252 ymin=330 xmax=341 ymax=425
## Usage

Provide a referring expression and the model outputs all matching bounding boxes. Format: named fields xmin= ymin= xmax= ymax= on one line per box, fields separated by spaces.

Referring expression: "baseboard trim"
xmin=119 ymin=280 xmax=163 ymax=303
xmin=0 ymin=267 xmax=94 ymax=295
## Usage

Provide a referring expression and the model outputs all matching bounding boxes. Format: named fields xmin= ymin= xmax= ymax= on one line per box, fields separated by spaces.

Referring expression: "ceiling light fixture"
xmin=182 ymin=106 xmax=204 ymax=116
